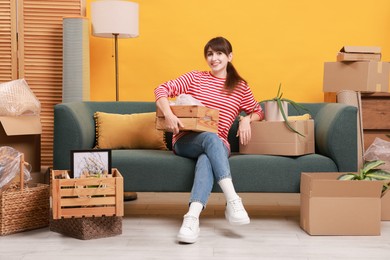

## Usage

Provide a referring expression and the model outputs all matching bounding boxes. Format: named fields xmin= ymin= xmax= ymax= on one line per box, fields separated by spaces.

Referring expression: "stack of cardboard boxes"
xmin=323 ymin=46 xmax=389 ymax=93
xmin=300 ymin=46 xmax=390 ymax=236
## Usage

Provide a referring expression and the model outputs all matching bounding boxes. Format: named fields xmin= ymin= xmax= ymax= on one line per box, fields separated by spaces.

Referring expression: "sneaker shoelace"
xmin=229 ymin=198 xmax=245 ymax=213
xmin=182 ymin=215 xmax=198 ymax=231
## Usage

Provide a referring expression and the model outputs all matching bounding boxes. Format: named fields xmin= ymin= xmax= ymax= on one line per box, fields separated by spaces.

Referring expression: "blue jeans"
xmin=174 ymin=132 xmax=231 ymax=207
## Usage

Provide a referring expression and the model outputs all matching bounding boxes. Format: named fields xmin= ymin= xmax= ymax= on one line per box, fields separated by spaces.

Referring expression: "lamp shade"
xmin=91 ymin=0 xmax=139 ymax=38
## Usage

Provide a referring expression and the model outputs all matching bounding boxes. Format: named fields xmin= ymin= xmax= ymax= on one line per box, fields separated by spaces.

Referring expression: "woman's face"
xmin=205 ymin=47 xmax=232 ymax=78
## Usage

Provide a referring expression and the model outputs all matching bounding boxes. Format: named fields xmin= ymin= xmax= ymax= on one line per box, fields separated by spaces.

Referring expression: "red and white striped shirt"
xmin=154 ymin=70 xmax=264 ymax=150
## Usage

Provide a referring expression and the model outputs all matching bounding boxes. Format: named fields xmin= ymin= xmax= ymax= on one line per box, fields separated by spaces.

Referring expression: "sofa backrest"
xmin=58 ymin=101 xmax=327 ymax=153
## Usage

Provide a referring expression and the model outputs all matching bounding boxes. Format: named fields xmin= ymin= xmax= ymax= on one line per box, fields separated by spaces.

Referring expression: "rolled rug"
xmin=124 ymin=191 xmax=138 ymax=201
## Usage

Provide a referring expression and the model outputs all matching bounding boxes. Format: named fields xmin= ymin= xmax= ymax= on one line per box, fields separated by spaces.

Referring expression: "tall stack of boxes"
xmin=300 ymin=47 xmax=390 ymax=236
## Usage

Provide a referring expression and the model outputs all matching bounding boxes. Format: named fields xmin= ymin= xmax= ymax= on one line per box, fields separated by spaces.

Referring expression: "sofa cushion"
xmin=111 ymin=149 xmax=196 ymax=192
xmin=228 ymin=153 xmax=338 ymax=192
xmin=94 ymin=111 xmax=167 ymax=150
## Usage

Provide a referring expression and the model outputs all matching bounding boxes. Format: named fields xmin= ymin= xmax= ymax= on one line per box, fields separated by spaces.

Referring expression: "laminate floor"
xmin=0 ymin=192 xmax=389 ymax=260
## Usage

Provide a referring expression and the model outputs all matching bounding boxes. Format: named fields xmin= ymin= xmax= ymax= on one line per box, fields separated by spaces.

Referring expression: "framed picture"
xmin=70 ymin=149 xmax=112 ymax=178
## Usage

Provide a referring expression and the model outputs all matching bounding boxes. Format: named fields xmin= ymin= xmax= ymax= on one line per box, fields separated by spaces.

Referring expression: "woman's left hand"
xmin=236 ymin=116 xmax=252 ymax=145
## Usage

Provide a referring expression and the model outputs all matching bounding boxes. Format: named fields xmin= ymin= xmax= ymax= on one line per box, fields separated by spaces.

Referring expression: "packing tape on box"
xmin=376 ymin=84 xmax=382 ymax=92
xmin=377 ymin=62 xmax=382 ymax=73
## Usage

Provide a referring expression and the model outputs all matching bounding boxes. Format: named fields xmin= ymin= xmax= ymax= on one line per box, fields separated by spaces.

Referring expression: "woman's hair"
xmin=203 ymin=36 xmax=247 ymax=90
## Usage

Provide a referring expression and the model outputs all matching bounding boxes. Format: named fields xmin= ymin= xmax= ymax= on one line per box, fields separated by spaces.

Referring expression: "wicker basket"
xmin=0 ymin=155 xmax=50 ymax=236
xmin=50 ymin=215 xmax=122 ymax=240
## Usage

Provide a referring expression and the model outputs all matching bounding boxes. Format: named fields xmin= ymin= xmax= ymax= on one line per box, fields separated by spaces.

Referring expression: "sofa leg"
xmin=124 ymin=191 xmax=138 ymax=201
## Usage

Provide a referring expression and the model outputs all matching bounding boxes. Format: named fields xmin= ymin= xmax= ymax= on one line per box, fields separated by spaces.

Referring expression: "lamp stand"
xmin=114 ymin=33 xmax=119 ymax=101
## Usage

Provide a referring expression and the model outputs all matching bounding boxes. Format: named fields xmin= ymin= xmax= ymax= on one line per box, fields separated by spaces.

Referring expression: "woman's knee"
xmin=200 ymin=132 xmax=221 ymax=145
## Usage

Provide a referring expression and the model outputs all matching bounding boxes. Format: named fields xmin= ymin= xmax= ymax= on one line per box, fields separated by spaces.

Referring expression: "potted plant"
xmin=338 ymin=160 xmax=390 ymax=192
xmin=255 ymin=83 xmax=310 ymax=137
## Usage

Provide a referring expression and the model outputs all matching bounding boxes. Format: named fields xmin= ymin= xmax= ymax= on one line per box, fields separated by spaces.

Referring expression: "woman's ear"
xmin=228 ymin=52 xmax=233 ymax=62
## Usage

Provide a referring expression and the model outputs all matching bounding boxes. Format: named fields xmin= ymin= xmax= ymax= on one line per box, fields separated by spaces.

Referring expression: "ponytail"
xmin=225 ymin=62 xmax=247 ymax=90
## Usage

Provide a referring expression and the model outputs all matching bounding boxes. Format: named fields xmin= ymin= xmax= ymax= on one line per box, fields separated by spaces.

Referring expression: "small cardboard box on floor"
xmin=156 ymin=105 xmax=219 ymax=133
xmin=323 ymin=61 xmax=390 ymax=93
xmin=300 ymin=172 xmax=383 ymax=236
xmin=0 ymin=115 xmax=41 ymax=172
xmin=239 ymin=120 xmax=314 ymax=156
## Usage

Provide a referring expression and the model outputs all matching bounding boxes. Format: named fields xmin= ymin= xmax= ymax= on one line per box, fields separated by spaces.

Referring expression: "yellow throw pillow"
xmin=94 ymin=111 xmax=167 ymax=150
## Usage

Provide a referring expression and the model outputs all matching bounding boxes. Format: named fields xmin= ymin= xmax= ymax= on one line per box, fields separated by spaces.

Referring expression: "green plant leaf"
xmin=338 ymin=173 xmax=358 ymax=180
xmin=363 ymin=160 xmax=385 ymax=174
xmin=276 ymin=99 xmax=305 ymax=137
xmin=258 ymin=99 xmax=274 ymax=104
xmin=366 ymin=170 xmax=390 ymax=180
xmin=383 ymin=182 xmax=390 ymax=193
xmin=276 ymin=83 xmax=282 ymax=98
xmin=277 ymin=99 xmax=288 ymax=121
xmin=359 ymin=169 xmax=364 ymax=180
xmin=281 ymin=98 xmax=310 ymax=112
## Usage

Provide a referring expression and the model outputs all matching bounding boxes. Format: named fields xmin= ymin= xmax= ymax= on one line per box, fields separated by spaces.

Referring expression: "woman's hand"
xmin=164 ymin=113 xmax=183 ymax=134
xmin=156 ymin=97 xmax=184 ymax=134
xmin=236 ymin=116 xmax=252 ymax=145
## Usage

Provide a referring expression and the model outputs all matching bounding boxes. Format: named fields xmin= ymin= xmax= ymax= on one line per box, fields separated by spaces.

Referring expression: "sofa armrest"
xmin=314 ymin=103 xmax=358 ymax=172
xmin=53 ymin=102 xmax=96 ymax=170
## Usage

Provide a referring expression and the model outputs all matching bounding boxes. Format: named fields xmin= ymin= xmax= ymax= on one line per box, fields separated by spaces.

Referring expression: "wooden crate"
xmin=156 ymin=105 xmax=219 ymax=133
xmin=51 ymin=168 xmax=123 ymax=219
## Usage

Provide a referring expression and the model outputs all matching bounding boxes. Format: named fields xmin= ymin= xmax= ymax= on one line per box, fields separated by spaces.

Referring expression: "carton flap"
xmin=340 ymin=46 xmax=381 ymax=54
xmin=301 ymin=172 xmax=383 ymax=198
xmin=0 ymin=116 xmax=42 ymax=135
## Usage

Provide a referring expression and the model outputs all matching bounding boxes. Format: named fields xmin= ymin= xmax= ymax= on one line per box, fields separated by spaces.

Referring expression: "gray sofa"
xmin=53 ymin=101 xmax=358 ymax=193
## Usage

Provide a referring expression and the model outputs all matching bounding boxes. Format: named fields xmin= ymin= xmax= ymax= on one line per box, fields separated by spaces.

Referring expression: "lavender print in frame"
xmin=70 ymin=149 xmax=112 ymax=178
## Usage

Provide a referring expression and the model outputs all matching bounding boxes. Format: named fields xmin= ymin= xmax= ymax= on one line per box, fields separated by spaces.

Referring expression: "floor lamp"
xmin=91 ymin=0 xmax=139 ymax=101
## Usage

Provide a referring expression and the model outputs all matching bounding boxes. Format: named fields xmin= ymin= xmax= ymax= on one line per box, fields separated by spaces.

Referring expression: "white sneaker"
xmin=225 ymin=197 xmax=250 ymax=225
xmin=177 ymin=214 xmax=200 ymax=243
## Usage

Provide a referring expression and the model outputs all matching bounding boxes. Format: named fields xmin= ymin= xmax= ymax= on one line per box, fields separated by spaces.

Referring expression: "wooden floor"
xmin=1 ymin=192 xmax=390 ymax=260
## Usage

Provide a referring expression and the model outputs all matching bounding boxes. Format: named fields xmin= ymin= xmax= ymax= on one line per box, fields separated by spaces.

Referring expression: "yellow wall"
xmin=87 ymin=0 xmax=390 ymax=102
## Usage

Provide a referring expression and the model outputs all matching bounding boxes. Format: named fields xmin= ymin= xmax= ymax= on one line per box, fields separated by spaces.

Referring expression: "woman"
xmin=154 ymin=37 xmax=264 ymax=243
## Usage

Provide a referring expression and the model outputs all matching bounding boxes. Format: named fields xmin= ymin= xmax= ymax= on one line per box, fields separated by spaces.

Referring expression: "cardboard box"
xmin=382 ymin=189 xmax=390 ymax=221
xmin=0 ymin=115 xmax=41 ymax=172
xmin=323 ymin=61 xmax=390 ymax=92
xmin=239 ymin=120 xmax=314 ymax=156
xmin=300 ymin=172 xmax=383 ymax=236
xmin=156 ymin=105 xmax=219 ymax=133
xmin=337 ymin=46 xmax=381 ymax=62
